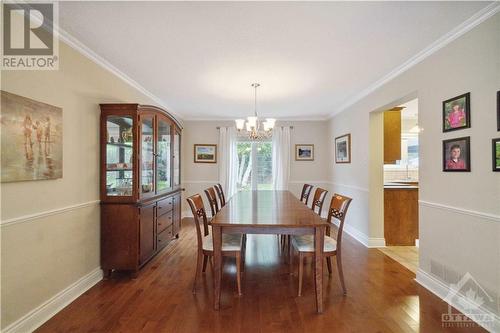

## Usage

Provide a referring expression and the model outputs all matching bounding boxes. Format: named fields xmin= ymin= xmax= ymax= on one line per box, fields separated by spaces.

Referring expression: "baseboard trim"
xmin=331 ymin=219 xmax=384 ymax=248
xmin=1 ymin=200 xmax=100 ymax=228
xmin=367 ymin=237 xmax=386 ymax=248
xmin=2 ymin=268 xmax=103 ymax=333
xmin=416 ymin=269 xmax=500 ymax=332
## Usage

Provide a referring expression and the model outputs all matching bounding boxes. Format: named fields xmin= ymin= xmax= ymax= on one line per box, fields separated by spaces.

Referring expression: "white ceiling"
xmin=59 ymin=1 xmax=491 ymax=120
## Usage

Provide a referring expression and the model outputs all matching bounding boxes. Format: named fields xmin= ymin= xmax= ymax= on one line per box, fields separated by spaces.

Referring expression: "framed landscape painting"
xmin=442 ymin=92 xmax=470 ymax=132
xmin=493 ymin=138 xmax=500 ymax=172
xmin=295 ymin=144 xmax=314 ymax=161
xmin=194 ymin=144 xmax=217 ymax=163
xmin=335 ymin=134 xmax=351 ymax=163
xmin=1 ymin=90 xmax=63 ymax=182
xmin=442 ymin=136 xmax=470 ymax=172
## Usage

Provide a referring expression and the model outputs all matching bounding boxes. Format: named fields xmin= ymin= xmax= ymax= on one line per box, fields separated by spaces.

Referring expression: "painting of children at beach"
xmin=1 ymin=91 xmax=62 ymax=182
xmin=443 ymin=93 xmax=470 ymax=132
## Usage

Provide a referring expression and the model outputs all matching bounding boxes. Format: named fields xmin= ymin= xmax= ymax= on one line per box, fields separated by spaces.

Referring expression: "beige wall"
xmin=327 ymin=13 xmax=500 ymax=311
xmin=1 ymin=42 xmax=158 ymax=329
xmin=181 ymin=120 xmax=330 ymax=213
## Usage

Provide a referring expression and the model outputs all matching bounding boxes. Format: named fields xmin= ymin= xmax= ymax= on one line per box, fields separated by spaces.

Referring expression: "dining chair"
xmin=204 ymin=186 xmax=219 ymax=218
xmin=290 ymin=193 xmax=352 ymax=296
xmin=300 ymin=184 xmax=313 ymax=205
xmin=311 ymin=187 xmax=328 ymax=216
xmin=214 ymin=183 xmax=226 ymax=208
xmin=187 ymin=194 xmax=243 ymax=295
xmin=280 ymin=184 xmax=316 ymax=252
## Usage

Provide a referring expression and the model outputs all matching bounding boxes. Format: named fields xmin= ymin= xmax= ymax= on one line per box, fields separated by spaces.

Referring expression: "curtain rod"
xmin=216 ymin=126 xmax=294 ymax=129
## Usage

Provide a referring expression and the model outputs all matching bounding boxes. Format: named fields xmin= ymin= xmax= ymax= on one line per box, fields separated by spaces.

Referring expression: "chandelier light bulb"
xmin=235 ymin=119 xmax=245 ymax=130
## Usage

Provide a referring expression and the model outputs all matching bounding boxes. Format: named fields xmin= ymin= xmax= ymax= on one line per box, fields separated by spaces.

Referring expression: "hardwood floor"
xmin=36 ymin=219 xmax=485 ymax=333
xmin=378 ymin=246 xmax=419 ymax=274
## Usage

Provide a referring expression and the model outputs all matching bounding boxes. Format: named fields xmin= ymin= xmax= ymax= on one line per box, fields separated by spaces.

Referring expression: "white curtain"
xmin=218 ymin=127 xmax=238 ymax=199
xmin=272 ymin=126 xmax=291 ymax=190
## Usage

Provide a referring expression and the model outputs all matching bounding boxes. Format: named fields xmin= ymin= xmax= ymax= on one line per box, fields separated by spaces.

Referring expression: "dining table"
xmin=210 ymin=190 xmax=328 ymax=313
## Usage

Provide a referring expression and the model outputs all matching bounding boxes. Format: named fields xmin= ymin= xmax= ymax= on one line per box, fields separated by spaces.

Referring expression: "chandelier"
xmin=235 ymin=83 xmax=276 ymax=140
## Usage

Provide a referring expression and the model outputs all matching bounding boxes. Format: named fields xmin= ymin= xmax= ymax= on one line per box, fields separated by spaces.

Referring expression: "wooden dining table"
xmin=210 ymin=190 xmax=328 ymax=313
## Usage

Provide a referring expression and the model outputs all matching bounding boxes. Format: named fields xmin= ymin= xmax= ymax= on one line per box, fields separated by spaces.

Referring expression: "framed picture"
xmin=493 ymin=138 xmax=500 ymax=172
xmin=295 ymin=144 xmax=314 ymax=161
xmin=335 ymin=134 xmax=351 ymax=163
xmin=443 ymin=92 xmax=470 ymax=132
xmin=194 ymin=144 xmax=217 ymax=163
xmin=1 ymin=90 xmax=63 ymax=182
xmin=497 ymin=91 xmax=499 ymax=131
xmin=443 ymin=136 xmax=470 ymax=172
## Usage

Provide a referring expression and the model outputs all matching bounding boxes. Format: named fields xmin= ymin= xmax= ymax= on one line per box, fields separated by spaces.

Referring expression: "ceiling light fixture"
xmin=235 ymin=83 xmax=275 ymax=140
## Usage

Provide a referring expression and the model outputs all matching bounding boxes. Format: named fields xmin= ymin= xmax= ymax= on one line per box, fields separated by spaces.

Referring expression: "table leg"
xmin=314 ymin=226 xmax=325 ymax=313
xmin=212 ymin=225 xmax=222 ymax=310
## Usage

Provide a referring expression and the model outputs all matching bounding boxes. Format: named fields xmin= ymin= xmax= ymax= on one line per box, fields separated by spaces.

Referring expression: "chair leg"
xmin=241 ymin=234 xmax=246 ymax=272
xmin=336 ymin=254 xmax=347 ymax=295
xmin=298 ymin=253 xmax=304 ymax=297
xmin=286 ymin=235 xmax=291 ymax=260
xmin=202 ymin=255 xmax=208 ymax=273
xmin=289 ymin=240 xmax=294 ymax=275
xmin=326 ymin=257 xmax=332 ymax=275
xmin=192 ymin=252 xmax=202 ymax=294
xmin=236 ymin=253 xmax=242 ymax=296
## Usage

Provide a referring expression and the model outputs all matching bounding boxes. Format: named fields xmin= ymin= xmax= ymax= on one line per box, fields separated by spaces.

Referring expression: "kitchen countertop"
xmin=384 ymin=182 xmax=419 ymax=189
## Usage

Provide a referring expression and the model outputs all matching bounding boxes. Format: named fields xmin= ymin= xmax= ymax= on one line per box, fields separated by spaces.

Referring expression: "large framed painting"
xmin=493 ymin=138 xmax=500 ymax=172
xmin=335 ymin=134 xmax=351 ymax=163
xmin=194 ymin=144 xmax=217 ymax=163
xmin=442 ymin=92 xmax=470 ymax=132
xmin=442 ymin=136 xmax=470 ymax=172
xmin=1 ymin=91 xmax=63 ymax=182
xmin=295 ymin=144 xmax=314 ymax=161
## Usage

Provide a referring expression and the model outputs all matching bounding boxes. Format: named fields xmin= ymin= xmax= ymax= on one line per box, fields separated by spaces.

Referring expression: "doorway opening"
xmin=370 ymin=97 xmax=420 ymax=273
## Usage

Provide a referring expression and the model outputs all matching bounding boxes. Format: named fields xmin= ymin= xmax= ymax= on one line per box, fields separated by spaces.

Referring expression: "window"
xmin=236 ymin=141 xmax=272 ymax=191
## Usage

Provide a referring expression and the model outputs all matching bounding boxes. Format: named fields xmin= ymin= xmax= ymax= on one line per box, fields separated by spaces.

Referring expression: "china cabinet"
xmin=100 ymin=104 xmax=182 ymax=277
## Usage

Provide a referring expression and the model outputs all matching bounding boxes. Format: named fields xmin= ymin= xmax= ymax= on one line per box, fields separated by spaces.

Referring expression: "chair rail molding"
xmin=327 ymin=181 xmax=369 ymax=193
xmin=1 ymin=200 xmax=100 ymax=227
xmin=419 ymin=200 xmax=500 ymax=223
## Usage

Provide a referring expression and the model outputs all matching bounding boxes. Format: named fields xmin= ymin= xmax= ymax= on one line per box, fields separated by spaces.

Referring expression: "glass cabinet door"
xmin=140 ymin=116 xmax=155 ymax=196
xmin=105 ymin=116 xmax=133 ymax=196
xmin=173 ymin=128 xmax=180 ymax=187
xmin=156 ymin=117 xmax=171 ymax=192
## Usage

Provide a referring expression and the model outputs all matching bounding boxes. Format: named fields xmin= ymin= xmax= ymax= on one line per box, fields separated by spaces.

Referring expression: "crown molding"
xmin=328 ymin=2 xmax=500 ymax=119
xmin=182 ymin=116 xmax=329 ymax=122
xmin=55 ymin=26 xmax=184 ymax=123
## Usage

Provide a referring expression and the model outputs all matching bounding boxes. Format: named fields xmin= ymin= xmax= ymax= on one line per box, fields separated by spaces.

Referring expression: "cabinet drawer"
xmin=157 ymin=211 xmax=173 ymax=234
xmin=157 ymin=197 xmax=173 ymax=216
xmin=157 ymin=225 xmax=173 ymax=249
